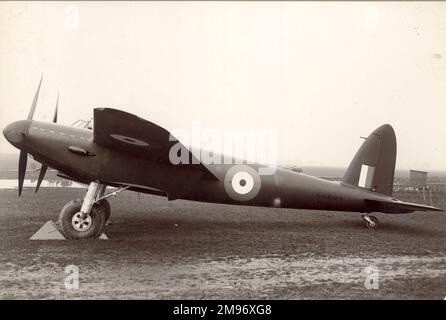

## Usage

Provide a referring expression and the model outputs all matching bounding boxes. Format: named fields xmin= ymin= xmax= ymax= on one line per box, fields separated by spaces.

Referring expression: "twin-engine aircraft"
xmin=3 ymin=78 xmax=442 ymax=239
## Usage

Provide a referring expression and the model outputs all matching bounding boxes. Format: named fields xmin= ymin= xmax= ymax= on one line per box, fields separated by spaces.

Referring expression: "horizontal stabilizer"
xmin=364 ymin=198 xmax=443 ymax=214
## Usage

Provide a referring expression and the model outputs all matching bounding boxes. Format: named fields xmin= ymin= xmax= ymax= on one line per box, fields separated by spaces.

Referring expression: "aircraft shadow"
xmin=106 ymin=210 xmax=444 ymax=239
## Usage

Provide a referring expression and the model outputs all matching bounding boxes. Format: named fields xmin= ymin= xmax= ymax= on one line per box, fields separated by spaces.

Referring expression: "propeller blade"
xmin=27 ymin=74 xmax=43 ymax=120
xmin=53 ymin=92 xmax=59 ymax=123
xmin=35 ymin=164 xmax=48 ymax=193
xmin=18 ymin=151 xmax=28 ymax=196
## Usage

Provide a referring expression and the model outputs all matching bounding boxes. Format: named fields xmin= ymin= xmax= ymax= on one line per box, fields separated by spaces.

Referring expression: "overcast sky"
xmin=1 ymin=1 xmax=445 ymax=171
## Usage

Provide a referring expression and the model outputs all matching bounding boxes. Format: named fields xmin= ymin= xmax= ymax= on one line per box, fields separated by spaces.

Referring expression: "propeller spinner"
xmin=2 ymin=76 xmax=59 ymax=196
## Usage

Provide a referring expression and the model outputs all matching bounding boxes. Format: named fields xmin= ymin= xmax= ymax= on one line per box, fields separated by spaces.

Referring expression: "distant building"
xmin=410 ymin=170 xmax=428 ymax=188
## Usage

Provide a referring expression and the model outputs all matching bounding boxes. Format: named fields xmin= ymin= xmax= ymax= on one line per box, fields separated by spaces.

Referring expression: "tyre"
xmin=57 ymin=199 xmax=106 ymax=239
xmin=365 ymin=215 xmax=379 ymax=229
xmin=99 ymin=199 xmax=111 ymax=225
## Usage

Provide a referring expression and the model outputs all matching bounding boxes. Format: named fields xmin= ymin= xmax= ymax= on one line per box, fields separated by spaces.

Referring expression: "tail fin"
xmin=343 ymin=124 xmax=396 ymax=196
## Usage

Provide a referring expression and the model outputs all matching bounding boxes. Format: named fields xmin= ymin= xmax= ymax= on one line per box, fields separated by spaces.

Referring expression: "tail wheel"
xmin=57 ymin=199 xmax=106 ymax=239
xmin=365 ymin=215 xmax=379 ymax=229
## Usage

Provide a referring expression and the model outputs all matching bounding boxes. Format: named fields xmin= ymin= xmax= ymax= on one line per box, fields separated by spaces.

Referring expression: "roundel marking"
xmin=110 ymin=134 xmax=149 ymax=147
xmin=224 ymin=165 xmax=261 ymax=202
xmin=231 ymin=171 xmax=254 ymax=195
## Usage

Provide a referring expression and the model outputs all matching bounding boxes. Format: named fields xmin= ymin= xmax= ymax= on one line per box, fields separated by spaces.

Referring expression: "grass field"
xmin=0 ymin=187 xmax=445 ymax=299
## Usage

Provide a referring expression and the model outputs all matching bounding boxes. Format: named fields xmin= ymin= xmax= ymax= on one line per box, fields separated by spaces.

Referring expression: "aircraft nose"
xmin=3 ymin=120 xmax=32 ymax=148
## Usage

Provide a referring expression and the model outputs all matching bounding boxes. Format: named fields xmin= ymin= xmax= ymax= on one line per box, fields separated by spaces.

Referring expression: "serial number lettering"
xmin=217 ymin=304 xmax=271 ymax=315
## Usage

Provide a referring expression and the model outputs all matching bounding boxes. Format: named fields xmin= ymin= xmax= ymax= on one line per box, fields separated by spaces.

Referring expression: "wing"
xmin=364 ymin=198 xmax=443 ymax=214
xmin=93 ymin=108 xmax=218 ymax=180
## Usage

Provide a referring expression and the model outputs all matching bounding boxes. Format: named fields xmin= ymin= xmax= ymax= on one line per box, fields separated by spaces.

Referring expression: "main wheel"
xmin=365 ymin=215 xmax=379 ymax=229
xmin=99 ymin=199 xmax=111 ymax=225
xmin=57 ymin=199 xmax=106 ymax=239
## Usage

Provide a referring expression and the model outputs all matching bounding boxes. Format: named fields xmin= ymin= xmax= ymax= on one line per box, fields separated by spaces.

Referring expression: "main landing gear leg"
xmin=362 ymin=214 xmax=379 ymax=229
xmin=56 ymin=182 xmax=129 ymax=239
xmin=57 ymin=181 xmax=108 ymax=239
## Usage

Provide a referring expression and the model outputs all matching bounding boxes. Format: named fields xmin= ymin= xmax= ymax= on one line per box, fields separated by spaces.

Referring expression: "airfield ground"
xmin=0 ymin=188 xmax=445 ymax=299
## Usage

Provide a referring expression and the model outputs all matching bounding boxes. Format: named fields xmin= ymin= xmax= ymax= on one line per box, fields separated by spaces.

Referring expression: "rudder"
xmin=342 ymin=124 xmax=397 ymax=196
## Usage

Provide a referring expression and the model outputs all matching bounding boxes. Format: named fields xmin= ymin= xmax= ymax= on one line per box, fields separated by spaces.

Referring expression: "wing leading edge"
xmin=93 ymin=108 xmax=218 ymax=180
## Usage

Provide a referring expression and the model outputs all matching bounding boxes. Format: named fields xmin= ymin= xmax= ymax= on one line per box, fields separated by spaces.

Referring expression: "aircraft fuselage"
xmin=8 ymin=120 xmax=395 ymax=214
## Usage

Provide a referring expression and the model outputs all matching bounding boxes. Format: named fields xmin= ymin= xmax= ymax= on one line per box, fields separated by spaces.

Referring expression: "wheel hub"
xmin=72 ymin=212 xmax=92 ymax=231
